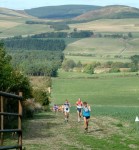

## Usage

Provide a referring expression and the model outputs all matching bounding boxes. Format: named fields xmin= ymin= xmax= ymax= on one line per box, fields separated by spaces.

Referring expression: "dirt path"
xmin=23 ymin=111 xmax=138 ymax=150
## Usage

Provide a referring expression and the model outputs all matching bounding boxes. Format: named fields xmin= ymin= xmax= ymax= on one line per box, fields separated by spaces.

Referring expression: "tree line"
xmin=9 ymin=50 xmax=64 ymax=77
xmin=4 ymin=38 xmax=66 ymax=51
xmin=62 ymin=57 xmax=139 ymax=74
xmin=31 ymin=30 xmax=94 ymax=38
xmin=26 ymin=20 xmax=70 ymax=31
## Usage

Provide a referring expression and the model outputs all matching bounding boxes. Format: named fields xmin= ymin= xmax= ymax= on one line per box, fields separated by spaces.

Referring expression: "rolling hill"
xmin=75 ymin=5 xmax=139 ymax=21
xmin=25 ymin=5 xmax=101 ymax=19
xmin=0 ymin=7 xmax=30 ymax=18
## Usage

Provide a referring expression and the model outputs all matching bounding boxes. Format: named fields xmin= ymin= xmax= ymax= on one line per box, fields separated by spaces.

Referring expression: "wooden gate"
xmin=0 ymin=91 xmax=23 ymax=150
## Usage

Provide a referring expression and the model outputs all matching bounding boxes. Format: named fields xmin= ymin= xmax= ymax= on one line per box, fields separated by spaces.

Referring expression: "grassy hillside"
xmin=64 ymin=37 xmax=139 ymax=63
xmin=25 ymin=5 xmax=101 ymax=19
xmin=70 ymin=18 xmax=139 ymax=32
xmin=75 ymin=5 xmax=139 ymax=21
xmin=0 ymin=7 xmax=30 ymax=18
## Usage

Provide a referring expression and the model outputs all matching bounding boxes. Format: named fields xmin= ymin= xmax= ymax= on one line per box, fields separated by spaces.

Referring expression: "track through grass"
xmin=23 ymin=111 xmax=139 ymax=150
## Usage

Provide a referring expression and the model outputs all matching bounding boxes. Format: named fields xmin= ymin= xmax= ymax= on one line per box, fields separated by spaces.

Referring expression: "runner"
xmin=76 ymin=98 xmax=83 ymax=122
xmin=53 ymin=104 xmax=59 ymax=114
xmin=63 ymin=100 xmax=71 ymax=122
xmin=82 ymin=102 xmax=91 ymax=132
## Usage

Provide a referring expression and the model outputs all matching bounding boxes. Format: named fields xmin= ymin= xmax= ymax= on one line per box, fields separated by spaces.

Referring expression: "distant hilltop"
xmin=1 ymin=5 xmax=139 ymax=20
xmin=24 ymin=5 xmax=101 ymax=19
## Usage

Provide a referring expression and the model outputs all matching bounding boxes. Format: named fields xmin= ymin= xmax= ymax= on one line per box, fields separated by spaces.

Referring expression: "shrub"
xmin=109 ymin=68 xmax=120 ymax=73
xmin=62 ymin=59 xmax=76 ymax=71
xmin=32 ymin=89 xmax=50 ymax=106
xmin=83 ymin=64 xmax=94 ymax=74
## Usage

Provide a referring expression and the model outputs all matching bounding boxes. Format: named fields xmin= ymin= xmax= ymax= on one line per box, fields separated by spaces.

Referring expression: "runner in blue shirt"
xmin=82 ymin=102 xmax=91 ymax=131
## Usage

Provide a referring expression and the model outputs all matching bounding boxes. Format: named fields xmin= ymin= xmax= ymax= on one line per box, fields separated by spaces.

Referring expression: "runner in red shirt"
xmin=76 ymin=98 xmax=83 ymax=122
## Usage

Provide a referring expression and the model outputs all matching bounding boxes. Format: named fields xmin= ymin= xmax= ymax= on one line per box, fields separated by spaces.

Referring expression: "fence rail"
xmin=0 ymin=91 xmax=23 ymax=150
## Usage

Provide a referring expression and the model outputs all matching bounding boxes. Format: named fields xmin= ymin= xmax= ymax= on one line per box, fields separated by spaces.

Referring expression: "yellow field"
xmin=70 ymin=19 xmax=139 ymax=32
xmin=0 ymin=20 xmax=21 ymax=28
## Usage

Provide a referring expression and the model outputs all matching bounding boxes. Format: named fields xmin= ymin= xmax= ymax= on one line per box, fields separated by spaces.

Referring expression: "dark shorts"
xmin=83 ymin=116 xmax=90 ymax=119
xmin=77 ymin=108 xmax=82 ymax=113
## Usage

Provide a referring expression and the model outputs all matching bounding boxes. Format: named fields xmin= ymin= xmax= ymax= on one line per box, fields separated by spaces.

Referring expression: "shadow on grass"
xmin=34 ymin=112 xmax=56 ymax=120
xmin=88 ymin=128 xmax=104 ymax=133
xmin=23 ymin=112 xmax=60 ymax=140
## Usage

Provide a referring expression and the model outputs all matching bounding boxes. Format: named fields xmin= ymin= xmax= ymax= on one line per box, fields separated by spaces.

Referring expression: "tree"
xmin=83 ymin=64 xmax=94 ymax=74
xmin=76 ymin=61 xmax=82 ymax=68
xmin=128 ymin=32 xmax=133 ymax=38
xmin=62 ymin=59 xmax=76 ymax=71
xmin=0 ymin=41 xmax=32 ymax=98
xmin=131 ymin=55 xmax=139 ymax=71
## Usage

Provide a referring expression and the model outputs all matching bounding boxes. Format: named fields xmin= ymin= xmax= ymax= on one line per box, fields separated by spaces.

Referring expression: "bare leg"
xmin=83 ymin=117 xmax=87 ymax=129
xmin=86 ymin=119 xmax=89 ymax=129
xmin=65 ymin=112 xmax=69 ymax=122
xmin=77 ymin=111 xmax=80 ymax=122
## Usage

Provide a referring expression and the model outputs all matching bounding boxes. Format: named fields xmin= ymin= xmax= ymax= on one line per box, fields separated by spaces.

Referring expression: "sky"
xmin=0 ymin=0 xmax=139 ymax=10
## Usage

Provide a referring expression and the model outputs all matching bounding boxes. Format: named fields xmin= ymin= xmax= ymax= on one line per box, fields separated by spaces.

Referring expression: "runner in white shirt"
xmin=76 ymin=98 xmax=83 ymax=122
xmin=63 ymin=100 xmax=71 ymax=122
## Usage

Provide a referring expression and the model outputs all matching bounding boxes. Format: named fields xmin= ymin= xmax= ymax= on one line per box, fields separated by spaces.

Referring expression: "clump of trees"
xmin=4 ymin=38 xmax=66 ymax=51
xmin=62 ymin=59 xmax=100 ymax=74
xmin=95 ymin=32 xmax=133 ymax=39
xmin=70 ymin=30 xmax=94 ymax=38
xmin=3 ymin=37 xmax=65 ymax=77
xmin=62 ymin=59 xmax=76 ymax=71
xmin=31 ymin=30 xmax=94 ymax=38
xmin=10 ymin=50 xmax=64 ymax=77
xmin=61 ymin=58 xmax=139 ymax=74
xmin=0 ymin=42 xmax=52 ymax=119
xmin=31 ymin=32 xmax=68 ymax=38
xmin=0 ymin=42 xmax=32 ymax=97
xmin=26 ymin=20 xmax=70 ymax=31
xmin=49 ymin=22 xmax=70 ymax=31
xmin=130 ymin=55 xmax=139 ymax=71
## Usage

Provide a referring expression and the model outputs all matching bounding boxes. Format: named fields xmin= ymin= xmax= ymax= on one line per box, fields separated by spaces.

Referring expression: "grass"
xmin=64 ymin=37 xmax=139 ymax=63
xmin=0 ymin=24 xmax=53 ymax=37
xmin=69 ymin=18 xmax=139 ymax=32
xmin=22 ymin=111 xmax=139 ymax=149
xmin=65 ymin=55 xmax=130 ymax=63
xmin=4 ymin=73 xmax=139 ymax=149
xmin=52 ymin=71 xmax=139 ymax=123
xmin=52 ymin=75 xmax=139 ymax=106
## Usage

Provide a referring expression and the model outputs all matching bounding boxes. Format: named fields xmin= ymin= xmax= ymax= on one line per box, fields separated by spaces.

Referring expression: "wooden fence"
xmin=0 ymin=91 xmax=23 ymax=150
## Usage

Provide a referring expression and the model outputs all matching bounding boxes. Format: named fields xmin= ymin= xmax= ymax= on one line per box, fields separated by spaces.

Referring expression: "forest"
xmin=4 ymin=38 xmax=66 ymax=51
xmin=2 ymin=37 xmax=65 ymax=77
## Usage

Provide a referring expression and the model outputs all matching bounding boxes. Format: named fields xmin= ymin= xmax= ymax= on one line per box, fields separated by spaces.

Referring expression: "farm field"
xmin=70 ymin=18 xmax=139 ymax=32
xmin=64 ymin=37 xmax=139 ymax=63
xmin=0 ymin=14 xmax=54 ymax=38
xmin=52 ymin=72 xmax=139 ymax=122
xmin=66 ymin=55 xmax=130 ymax=63
xmin=0 ymin=23 xmax=53 ymax=38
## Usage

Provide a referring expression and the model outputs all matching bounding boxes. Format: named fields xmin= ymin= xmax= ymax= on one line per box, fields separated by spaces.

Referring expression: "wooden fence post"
xmin=0 ymin=96 xmax=4 ymax=146
xmin=18 ymin=92 xmax=22 ymax=150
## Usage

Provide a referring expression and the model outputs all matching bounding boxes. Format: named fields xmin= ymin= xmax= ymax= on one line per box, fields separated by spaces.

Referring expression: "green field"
xmin=45 ymin=72 xmax=139 ymax=149
xmin=52 ymin=76 xmax=139 ymax=106
xmin=64 ymin=37 xmax=139 ymax=63
xmin=52 ymin=72 xmax=139 ymax=122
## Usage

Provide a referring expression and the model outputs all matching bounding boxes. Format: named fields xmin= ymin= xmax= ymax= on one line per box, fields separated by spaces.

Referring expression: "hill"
xmin=25 ymin=5 xmax=101 ymax=19
xmin=75 ymin=5 xmax=139 ymax=20
xmin=0 ymin=7 xmax=30 ymax=18
xmin=64 ymin=37 xmax=139 ymax=63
